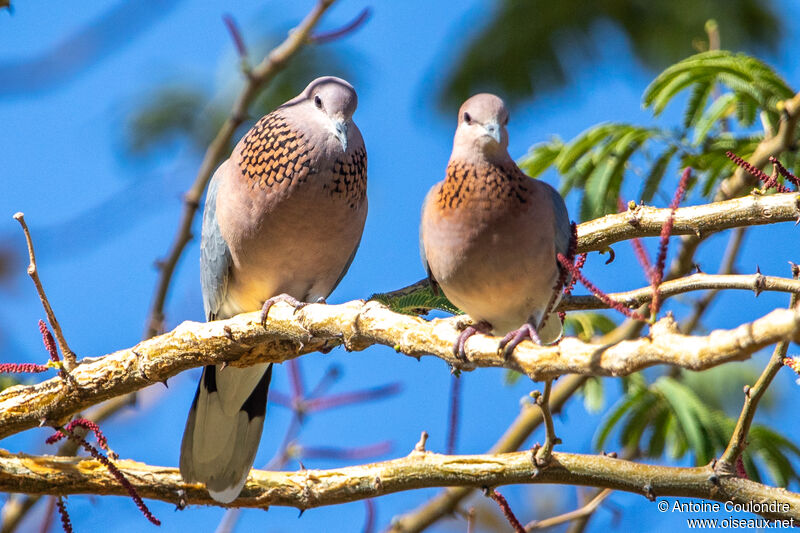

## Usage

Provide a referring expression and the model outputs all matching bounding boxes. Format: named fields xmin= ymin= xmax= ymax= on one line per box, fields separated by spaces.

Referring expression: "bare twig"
xmin=13 ymin=213 xmax=75 ymax=369
xmin=558 ymin=272 xmax=800 ymax=312
xmin=525 ymin=488 xmax=612 ymax=531
xmin=718 ymin=264 xmax=800 ymax=470
xmin=311 ymin=7 xmax=371 ymax=44
xmin=532 ymin=380 xmax=557 ymax=465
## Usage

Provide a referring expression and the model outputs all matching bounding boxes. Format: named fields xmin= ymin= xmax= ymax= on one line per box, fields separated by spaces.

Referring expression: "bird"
xmin=420 ymin=93 xmax=571 ymax=359
xmin=180 ymin=76 xmax=368 ymax=503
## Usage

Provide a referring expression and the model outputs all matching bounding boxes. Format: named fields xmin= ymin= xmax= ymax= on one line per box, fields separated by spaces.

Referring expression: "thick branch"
xmin=2 ymin=301 xmax=800 ymax=440
xmin=1 ymin=449 xmax=798 ymax=523
xmin=388 ymin=375 xmax=588 ymax=533
xmin=578 ymin=192 xmax=798 ymax=253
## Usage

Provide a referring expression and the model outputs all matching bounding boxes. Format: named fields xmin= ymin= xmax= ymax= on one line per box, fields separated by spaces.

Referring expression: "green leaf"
xmin=564 ymin=312 xmax=618 ymax=341
xmin=581 ymin=377 xmax=605 ymax=414
xmin=683 ymin=80 xmax=714 ymax=129
xmin=519 ymin=138 xmax=564 ymax=178
xmin=693 ymin=92 xmax=737 ymax=145
xmin=594 ymin=383 xmax=647 ymax=450
xmin=555 ymin=123 xmax=621 ymax=174
xmin=641 ymin=145 xmax=678 ymax=202
xmin=369 ymin=280 xmax=461 ymax=315
xmin=643 ymin=51 xmax=794 ymax=123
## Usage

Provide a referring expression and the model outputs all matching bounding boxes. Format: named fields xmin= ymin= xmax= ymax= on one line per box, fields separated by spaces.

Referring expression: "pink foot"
xmin=452 ymin=320 xmax=492 ymax=360
xmin=261 ymin=294 xmax=326 ymax=327
xmin=498 ymin=323 xmax=540 ymax=358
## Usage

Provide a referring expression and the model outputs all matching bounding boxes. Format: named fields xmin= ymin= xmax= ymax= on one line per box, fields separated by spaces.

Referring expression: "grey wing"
xmin=200 ymin=162 xmax=233 ymax=321
xmin=329 ymin=230 xmax=363 ymax=296
xmin=542 ymin=181 xmax=572 ymax=258
xmin=419 ymin=186 xmax=440 ymax=293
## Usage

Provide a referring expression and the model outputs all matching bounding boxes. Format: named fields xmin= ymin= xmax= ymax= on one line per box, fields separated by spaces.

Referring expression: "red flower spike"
xmin=557 ymin=253 xmax=648 ymax=321
xmin=726 ymin=151 xmax=793 ymax=193
xmin=58 ymin=427 xmax=160 ymax=526
xmin=47 ymin=418 xmax=109 ymax=450
xmin=56 ymin=497 xmax=73 ymax=533
xmin=39 ymin=320 xmax=59 ymax=362
xmin=488 ymin=489 xmax=525 ymax=533
xmin=650 ymin=167 xmax=691 ymax=318
xmin=769 ymin=156 xmax=800 ymax=189
xmin=735 ymin=456 xmax=748 ymax=479
xmin=0 ymin=362 xmax=50 ymax=374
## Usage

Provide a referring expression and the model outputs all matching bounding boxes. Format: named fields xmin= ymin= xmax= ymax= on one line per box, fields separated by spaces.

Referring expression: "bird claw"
xmin=261 ymin=293 xmax=316 ymax=327
xmin=452 ymin=320 xmax=491 ymax=361
xmin=498 ymin=323 xmax=540 ymax=359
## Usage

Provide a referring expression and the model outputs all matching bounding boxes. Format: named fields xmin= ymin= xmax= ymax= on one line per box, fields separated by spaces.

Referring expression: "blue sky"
xmin=2 ymin=1 xmax=800 ymax=531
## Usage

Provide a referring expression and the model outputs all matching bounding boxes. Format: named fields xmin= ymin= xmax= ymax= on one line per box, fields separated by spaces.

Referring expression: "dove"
xmin=180 ymin=76 xmax=367 ymax=503
xmin=420 ymin=93 xmax=571 ymax=358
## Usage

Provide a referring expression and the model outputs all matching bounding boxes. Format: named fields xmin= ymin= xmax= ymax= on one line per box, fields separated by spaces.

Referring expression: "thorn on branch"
xmin=310 ymin=7 xmax=371 ymax=44
xmin=413 ymin=431 xmax=428 ymax=453
xmin=601 ymin=247 xmax=615 ymax=265
xmin=486 ymin=488 xmax=526 ymax=533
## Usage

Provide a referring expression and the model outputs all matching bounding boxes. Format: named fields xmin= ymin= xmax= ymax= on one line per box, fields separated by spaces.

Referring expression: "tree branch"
xmin=578 ymin=192 xmax=798 ymax=254
xmin=1 ymin=449 xmax=798 ymax=523
xmin=387 ymin=375 xmax=588 ymax=533
xmin=559 ymin=272 xmax=800 ymax=312
xmin=2 ymin=299 xmax=799 ymax=439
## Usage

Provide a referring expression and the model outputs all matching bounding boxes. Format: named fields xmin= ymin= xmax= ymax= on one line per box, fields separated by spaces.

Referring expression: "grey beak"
xmin=334 ymin=119 xmax=348 ymax=152
xmin=483 ymin=122 xmax=501 ymax=144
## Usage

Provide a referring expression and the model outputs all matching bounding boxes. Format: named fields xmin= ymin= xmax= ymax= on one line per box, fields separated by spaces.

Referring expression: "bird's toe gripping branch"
xmin=498 ymin=323 xmax=541 ymax=359
xmin=452 ymin=320 xmax=492 ymax=361
xmin=260 ymin=294 xmax=327 ymax=327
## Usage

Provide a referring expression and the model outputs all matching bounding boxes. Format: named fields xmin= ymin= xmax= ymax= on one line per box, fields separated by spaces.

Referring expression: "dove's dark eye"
xmin=503 ymin=114 xmax=509 ymax=126
xmin=314 ymin=95 xmax=323 ymax=109
xmin=463 ymin=112 xmax=472 ymax=124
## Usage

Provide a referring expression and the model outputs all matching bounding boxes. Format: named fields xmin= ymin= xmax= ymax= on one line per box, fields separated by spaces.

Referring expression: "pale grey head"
xmin=451 ymin=93 xmax=510 ymax=162
xmin=282 ymin=76 xmax=359 ymax=152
